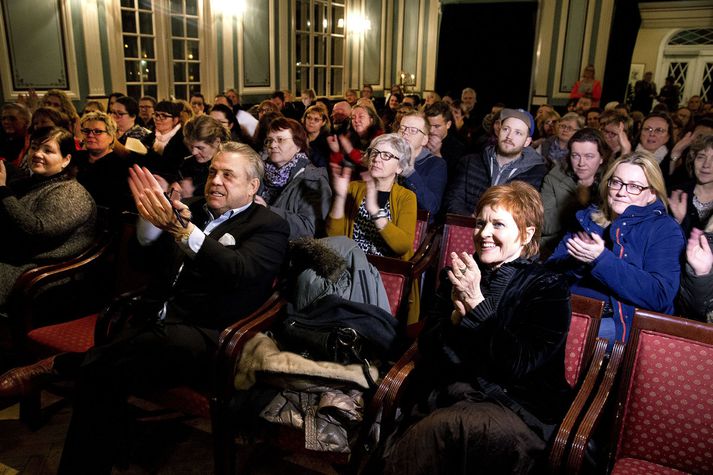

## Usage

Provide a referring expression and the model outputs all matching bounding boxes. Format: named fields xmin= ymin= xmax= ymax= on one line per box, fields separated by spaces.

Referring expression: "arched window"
xmin=662 ymin=28 xmax=713 ymax=104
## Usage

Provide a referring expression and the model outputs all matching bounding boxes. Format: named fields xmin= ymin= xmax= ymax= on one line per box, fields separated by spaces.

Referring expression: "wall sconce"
xmin=215 ymin=0 xmax=246 ymax=18
xmin=348 ymin=13 xmax=371 ymax=34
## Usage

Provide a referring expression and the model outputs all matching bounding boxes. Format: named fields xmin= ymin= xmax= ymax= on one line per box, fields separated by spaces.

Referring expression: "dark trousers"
xmin=57 ymin=320 xmax=219 ymax=475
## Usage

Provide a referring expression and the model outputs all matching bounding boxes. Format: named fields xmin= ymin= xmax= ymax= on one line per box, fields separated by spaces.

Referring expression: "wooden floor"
xmin=0 ymin=394 xmax=339 ymax=474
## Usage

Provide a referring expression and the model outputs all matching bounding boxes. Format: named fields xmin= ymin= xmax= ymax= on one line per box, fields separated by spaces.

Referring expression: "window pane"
xmin=297 ymin=34 xmax=310 ymax=64
xmin=125 ymin=61 xmax=141 ymax=82
xmin=187 ymin=62 xmax=200 ymax=82
xmin=332 ymin=6 xmax=345 ymax=33
xmin=121 ymin=10 xmax=137 ymax=33
xmin=140 ymin=37 xmax=155 ymax=59
xmin=171 ymin=15 xmax=184 ymax=36
xmin=123 ymin=36 xmax=138 ymax=58
xmin=121 ymin=0 xmax=135 ymax=8
xmin=186 ymin=18 xmax=198 ymax=38
xmin=138 ymin=0 xmax=153 ymax=11
xmin=145 ymin=84 xmax=158 ymax=99
xmin=331 ymin=68 xmax=343 ymax=96
xmin=296 ymin=67 xmax=311 ymax=96
xmin=127 ymin=85 xmax=142 ymax=100
xmin=185 ymin=0 xmax=197 ymax=16
xmin=139 ymin=12 xmax=153 ymax=34
xmin=315 ymin=35 xmax=327 ymax=65
xmin=296 ymin=0 xmax=308 ymax=31
xmin=173 ymin=62 xmax=186 ymax=82
xmin=186 ymin=40 xmax=199 ymax=60
xmin=315 ymin=4 xmax=328 ymax=33
xmin=174 ymin=84 xmax=187 ymax=101
xmin=332 ymin=37 xmax=344 ymax=66
xmin=141 ymin=60 xmax=156 ymax=81
xmin=170 ymin=0 xmax=182 ymax=14
xmin=315 ymin=67 xmax=326 ymax=96
xmin=173 ymin=39 xmax=184 ymax=59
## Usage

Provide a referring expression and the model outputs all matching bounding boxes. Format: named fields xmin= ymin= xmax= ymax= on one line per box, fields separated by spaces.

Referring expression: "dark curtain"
xmin=435 ymin=2 xmax=538 ymax=119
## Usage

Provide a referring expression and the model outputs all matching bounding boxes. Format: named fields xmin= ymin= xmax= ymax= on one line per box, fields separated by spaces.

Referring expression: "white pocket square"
xmin=218 ymin=233 xmax=236 ymax=246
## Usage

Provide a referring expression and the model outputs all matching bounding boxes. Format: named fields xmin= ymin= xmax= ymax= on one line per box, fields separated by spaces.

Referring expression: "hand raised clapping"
xmin=128 ymin=164 xmax=192 ymax=235
xmin=566 ymin=231 xmax=605 ymax=263
xmin=686 ymin=228 xmax=713 ymax=277
xmin=448 ymin=251 xmax=484 ymax=322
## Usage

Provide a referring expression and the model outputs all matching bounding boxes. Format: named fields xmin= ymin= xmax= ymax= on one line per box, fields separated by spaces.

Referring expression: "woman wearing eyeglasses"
xmin=110 ymin=96 xmax=153 ymax=149
xmin=327 ymin=132 xmax=416 ymax=257
xmin=538 ymin=112 xmax=583 ymax=168
xmin=548 ymin=151 xmax=684 ymax=342
xmin=255 ymin=117 xmax=331 ymax=240
xmin=328 ymin=133 xmax=418 ymax=321
xmin=71 ymin=111 xmax=133 ymax=213
xmin=0 ymin=126 xmax=96 ymax=308
xmin=144 ymin=101 xmax=190 ymax=178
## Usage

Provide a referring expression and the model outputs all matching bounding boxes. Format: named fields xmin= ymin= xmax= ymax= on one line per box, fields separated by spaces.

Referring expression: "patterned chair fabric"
xmin=564 ymin=312 xmax=592 ymax=387
xmin=413 ymin=209 xmax=429 ymax=251
xmin=27 ymin=314 xmax=98 ymax=354
xmin=612 ymin=457 xmax=690 ymax=475
xmin=380 ymin=272 xmax=406 ymax=317
xmin=614 ymin=330 xmax=713 ymax=474
xmin=437 ymin=215 xmax=476 ymax=276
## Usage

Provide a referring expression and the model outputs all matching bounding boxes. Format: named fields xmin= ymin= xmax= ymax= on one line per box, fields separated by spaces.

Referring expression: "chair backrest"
xmin=9 ymin=231 xmax=114 ymax=334
xmin=564 ymin=294 xmax=604 ymax=387
xmin=413 ymin=209 xmax=430 ymax=251
xmin=612 ymin=309 xmax=713 ymax=474
xmin=437 ymin=214 xmax=476 ymax=278
xmin=366 ymin=255 xmax=413 ymax=320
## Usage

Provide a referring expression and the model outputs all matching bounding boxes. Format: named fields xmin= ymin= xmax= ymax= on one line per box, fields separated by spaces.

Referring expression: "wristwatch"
xmin=370 ymin=208 xmax=389 ymax=221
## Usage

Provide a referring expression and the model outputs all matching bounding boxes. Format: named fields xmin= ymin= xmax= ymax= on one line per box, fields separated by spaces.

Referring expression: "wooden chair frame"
xmin=568 ymin=309 xmax=713 ymax=474
xmin=367 ymin=294 xmax=609 ymax=474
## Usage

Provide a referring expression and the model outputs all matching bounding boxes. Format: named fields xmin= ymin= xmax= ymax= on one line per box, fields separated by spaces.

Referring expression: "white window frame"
xmin=106 ymin=0 xmax=217 ymax=101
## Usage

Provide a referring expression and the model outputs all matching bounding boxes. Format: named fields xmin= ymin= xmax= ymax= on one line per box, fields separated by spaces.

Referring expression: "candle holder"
xmin=398 ymin=71 xmax=416 ymax=93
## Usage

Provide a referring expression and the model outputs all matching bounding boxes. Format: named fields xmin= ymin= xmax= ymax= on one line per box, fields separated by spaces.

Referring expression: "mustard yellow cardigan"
xmin=326 ymin=180 xmax=420 ymax=323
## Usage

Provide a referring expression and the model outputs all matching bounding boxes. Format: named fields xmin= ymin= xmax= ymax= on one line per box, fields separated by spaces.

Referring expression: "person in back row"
xmin=446 ymin=108 xmax=547 ymax=216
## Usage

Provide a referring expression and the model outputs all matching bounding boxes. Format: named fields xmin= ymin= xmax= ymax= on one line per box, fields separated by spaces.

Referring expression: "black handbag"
xmin=276 ymin=295 xmax=400 ymax=388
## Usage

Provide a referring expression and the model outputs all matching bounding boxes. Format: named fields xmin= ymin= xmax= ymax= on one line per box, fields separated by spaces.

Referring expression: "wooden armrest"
xmin=212 ymin=295 xmax=287 ymax=399
xmin=548 ymin=337 xmax=608 ymax=472
xmin=411 ymin=232 xmax=441 ymax=279
xmin=566 ymin=340 xmax=626 ymax=473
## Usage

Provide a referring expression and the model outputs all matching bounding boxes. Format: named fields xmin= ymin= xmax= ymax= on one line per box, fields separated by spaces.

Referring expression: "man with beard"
xmin=445 ymin=108 xmax=546 ymax=216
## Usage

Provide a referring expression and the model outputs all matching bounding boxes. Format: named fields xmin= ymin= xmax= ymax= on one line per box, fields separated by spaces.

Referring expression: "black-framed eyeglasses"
xmin=154 ymin=113 xmax=174 ymax=120
xmin=81 ymin=128 xmax=109 ymax=136
xmin=398 ymin=125 xmax=426 ymax=136
xmin=607 ymin=177 xmax=650 ymax=195
xmin=368 ymin=148 xmax=398 ymax=161
xmin=109 ymin=110 xmax=129 ymax=117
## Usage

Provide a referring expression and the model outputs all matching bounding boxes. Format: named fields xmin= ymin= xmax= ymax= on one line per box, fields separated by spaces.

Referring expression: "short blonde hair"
xmin=80 ymin=111 xmax=118 ymax=138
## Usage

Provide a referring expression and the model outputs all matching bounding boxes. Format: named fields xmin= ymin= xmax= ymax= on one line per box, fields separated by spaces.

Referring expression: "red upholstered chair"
xmin=569 ymin=309 xmax=713 ymax=475
xmin=372 ymin=294 xmax=610 ymax=474
xmin=413 ymin=209 xmax=430 ymax=252
xmin=211 ymin=256 xmax=418 ymax=474
xmin=437 ymin=213 xmax=477 ymax=281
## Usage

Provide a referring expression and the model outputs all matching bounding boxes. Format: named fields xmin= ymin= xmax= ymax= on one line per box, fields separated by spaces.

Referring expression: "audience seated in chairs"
xmin=377 ymin=182 xmax=573 ymax=474
xmin=548 ymin=151 xmax=685 ymax=343
xmin=257 ymin=117 xmax=332 ymax=240
xmin=396 ymin=111 xmax=448 ymax=223
xmin=327 ymin=104 xmax=384 ymax=169
xmin=71 ymin=111 xmax=134 ymax=214
xmin=0 ymin=142 xmax=289 ymax=474
xmin=0 ymin=126 xmax=96 ymax=309
xmin=327 ymin=132 xmax=420 ymax=324
xmin=540 ymin=128 xmax=612 ymax=257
